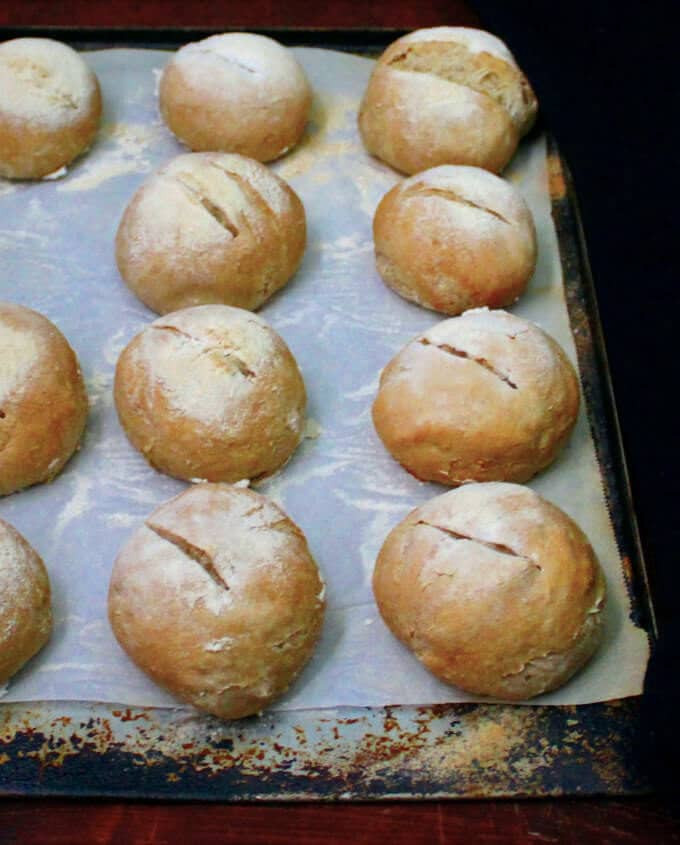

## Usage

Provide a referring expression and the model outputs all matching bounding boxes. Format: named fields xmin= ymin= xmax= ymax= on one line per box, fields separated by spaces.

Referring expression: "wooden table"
xmin=1 ymin=1 xmax=678 ymax=841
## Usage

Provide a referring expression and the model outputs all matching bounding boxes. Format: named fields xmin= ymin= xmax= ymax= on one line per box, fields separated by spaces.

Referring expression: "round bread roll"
xmin=159 ymin=33 xmax=312 ymax=162
xmin=114 ymin=305 xmax=306 ymax=484
xmin=0 ymin=518 xmax=52 ymax=685
xmin=358 ymin=27 xmax=538 ymax=175
xmin=0 ymin=37 xmax=101 ymax=180
xmin=0 ymin=302 xmax=88 ymax=496
xmin=372 ymin=309 xmax=580 ymax=485
xmin=115 ymin=152 xmax=306 ymax=315
xmin=108 ymin=483 xmax=325 ymax=719
xmin=373 ymin=165 xmax=537 ymax=315
xmin=373 ymin=483 xmax=606 ymax=700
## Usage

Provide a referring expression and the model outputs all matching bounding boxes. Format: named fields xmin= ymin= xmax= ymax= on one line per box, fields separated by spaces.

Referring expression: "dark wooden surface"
xmin=1 ymin=0 xmax=678 ymax=841
xmin=1 ymin=798 xmax=679 ymax=844
xmin=0 ymin=0 xmax=480 ymax=30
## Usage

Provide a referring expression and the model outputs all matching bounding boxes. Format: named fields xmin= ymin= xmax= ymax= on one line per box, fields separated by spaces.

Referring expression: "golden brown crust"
xmin=0 ymin=518 xmax=52 ymax=684
xmin=358 ymin=27 xmax=537 ymax=175
xmin=108 ymin=483 xmax=325 ymax=719
xmin=114 ymin=305 xmax=306 ymax=484
xmin=0 ymin=38 xmax=101 ymax=180
xmin=373 ymin=482 xmax=606 ymax=700
xmin=115 ymin=153 xmax=306 ymax=315
xmin=359 ymin=65 xmax=518 ymax=176
xmin=159 ymin=33 xmax=311 ymax=162
xmin=0 ymin=302 xmax=88 ymax=496
xmin=373 ymin=165 xmax=537 ymax=315
xmin=372 ymin=309 xmax=580 ymax=485
xmin=379 ymin=30 xmax=537 ymax=134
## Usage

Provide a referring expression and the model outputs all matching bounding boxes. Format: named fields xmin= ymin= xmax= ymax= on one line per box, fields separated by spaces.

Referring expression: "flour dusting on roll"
xmin=0 ymin=302 xmax=88 ymax=496
xmin=108 ymin=483 xmax=325 ymax=719
xmin=372 ymin=309 xmax=579 ymax=485
xmin=373 ymin=483 xmax=606 ymax=700
xmin=0 ymin=38 xmax=101 ymax=179
xmin=374 ymin=164 xmax=537 ymax=315
xmin=159 ymin=33 xmax=311 ymax=162
xmin=358 ymin=27 xmax=537 ymax=174
xmin=116 ymin=152 xmax=306 ymax=315
xmin=114 ymin=305 xmax=306 ymax=484
xmin=0 ymin=519 xmax=52 ymax=685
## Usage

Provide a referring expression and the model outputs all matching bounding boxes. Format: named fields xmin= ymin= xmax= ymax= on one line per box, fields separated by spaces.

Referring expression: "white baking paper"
xmin=0 ymin=47 xmax=649 ymax=709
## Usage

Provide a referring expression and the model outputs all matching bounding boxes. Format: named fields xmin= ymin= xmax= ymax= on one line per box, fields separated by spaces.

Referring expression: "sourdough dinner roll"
xmin=373 ymin=483 xmax=606 ymax=700
xmin=358 ymin=27 xmax=538 ymax=175
xmin=372 ymin=309 xmax=579 ymax=485
xmin=115 ymin=152 xmax=306 ymax=314
xmin=0 ymin=38 xmax=101 ymax=180
xmin=159 ymin=33 xmax=312 ymax=161
xmin=0 ymin=303 xmax=88 ymax=496
xmin=373 ymin=165 xmax=537 ymax=315
xmin=108 ymin=483 xmax=325 ymax=719
xmin=0 ymin=519 xmax=52 ymax=684
xmin=114 ymin=305 xmax=306 ymax=484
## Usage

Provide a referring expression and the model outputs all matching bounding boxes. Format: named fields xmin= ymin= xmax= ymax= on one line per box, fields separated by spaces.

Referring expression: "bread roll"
xmin=372 ymin=309 xmax=579 ymax=485
xmin=0 ymin=518 xmax=52 ymax=684
xmin=373 ymin=482 xmax=606 ymax=700
xmin=358 ymin=27 xmax=537 ymax=175
xmin=108 ymin=483 xmax=325 ymax=719
xmin=114 ymin=305 xmax=306 ymax=484
xmin=115 ymin=152 xmax=306 ymax=315
xmin=0 ymin=302 xmax=88 ymax=496
xmin=159 ymin=33 xmax=311 ymax=162
xmin=373 ymin=165 xmax=537 ymax=315
xmin=0 ymin=37 xmax=101 ymax=180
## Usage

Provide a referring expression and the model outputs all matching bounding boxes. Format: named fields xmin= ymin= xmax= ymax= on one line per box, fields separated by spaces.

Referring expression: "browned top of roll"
xmin=358 ymin=27 xmax=537 ymax=175
xmin=0 ymin=38 xmax=101 ymax=179
xmin=373 ymin=164 xmax=537 ymax=315
xmin=0 ymin=302 xmax=88 ymax=496
xmin=373 ymin=482 xmax=606 ymax=700
xmin=114 ymin=305 xmax=306 ymax=484
xmin=0 ymin=518 xmax=52 ymax=683
xmin=377 ymin=28 xmax=537 ymax=135
xmin=159 ymin=33 xmax=311 ymax=162
xmin=372 ymin=309 xmax=580 ymax=485
xmin=108 ymin=483 xmax=325 ymax=719
xmin=115 ymin=152 xmax=306 ymax=315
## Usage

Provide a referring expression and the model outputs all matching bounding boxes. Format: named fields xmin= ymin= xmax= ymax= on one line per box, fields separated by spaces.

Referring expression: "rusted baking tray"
xmin=0 ymin=29 xmax=655 ymax=800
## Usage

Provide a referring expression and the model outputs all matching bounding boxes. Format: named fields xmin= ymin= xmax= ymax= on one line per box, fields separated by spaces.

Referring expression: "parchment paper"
xmin=0 ymin=47 xmax=649 ymax=708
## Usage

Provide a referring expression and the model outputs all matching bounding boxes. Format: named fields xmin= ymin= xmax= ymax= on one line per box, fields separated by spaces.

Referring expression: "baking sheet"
xmin=0 ymin=46 xmax=649 ymax=710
